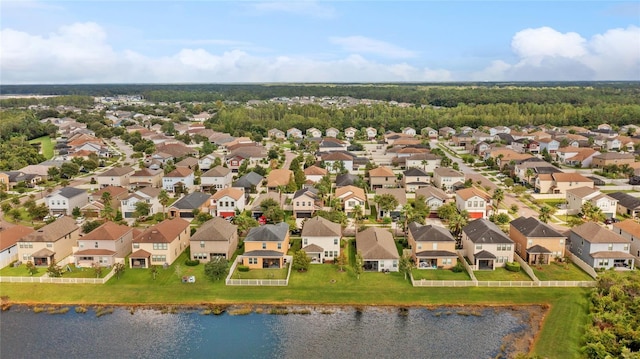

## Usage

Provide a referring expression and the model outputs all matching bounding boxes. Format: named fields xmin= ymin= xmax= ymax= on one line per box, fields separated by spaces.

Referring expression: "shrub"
xmin=184 ymin=259 xmax=200 ymax=266
xmin=505 ymin=262 xmax=521 ymax=272
xmin=237 ymin=265 xmax=250 ymax=272
xmin=451 ymin=261 xmax=465 ymax=273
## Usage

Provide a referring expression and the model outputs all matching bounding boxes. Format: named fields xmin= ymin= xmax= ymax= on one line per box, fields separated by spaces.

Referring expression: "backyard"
xmin=474 ymin=267 xmax=532 ymax=281
xmin=532 ymin=262 xmax=594 ymax=281
xmin=230 ymin=266 xmax=289 ymax=280
xmin=411 ymin=268 xmax=471 ymax=281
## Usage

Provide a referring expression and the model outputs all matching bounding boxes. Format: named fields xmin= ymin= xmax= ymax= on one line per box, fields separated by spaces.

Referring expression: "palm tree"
xmin=581 ymin=201 xmax=605 ymax=223
xmin=100 ymin=191 xmax=114 ymax=220
xmin=539 ymin=206 xmax=552 ymax=223
xmin=352 ymin=204 xmax=364 ymax=231
xmin=158 ymin=190 xmax=170 ymax=219
xmin=492 ymin=188 xmax=504 ymax=210
xmin=373 ymin=194 xmax=399 ymax=219
xmin=448 ymin=210 xmax=469 ymax=243
xmin=525 ymin=168 xmax=534 ymax=186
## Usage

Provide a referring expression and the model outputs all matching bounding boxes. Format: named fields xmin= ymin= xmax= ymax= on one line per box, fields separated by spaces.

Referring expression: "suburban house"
xmin=46 ymin=187 xmax=88 ymax=216
xmin=591 ymin=153 xmax=636 ymax=168
xmin=374 ymin=188 xmax=406 ymax=219
xmin=266 ymin=169 xmax=293 ymax=192
xmin=613 ymin=219 xmax=640 ymax=268
xmin=344 ymin=127 xmax=357 ymax=140
xmin=321 ymin=151 xmax=354 ymax=173
xmin=129 ymin=168 xmax=163 ymax=189
xmin=211 ymin=188 xmax=246 ymax=218
xmin=120 ymin=187 xmax=162 ymax=219
xmin=535 ymin=172 xmax=594 ymax=194
xmin=569 ymin=222 xmax=635 ymax=270
xmin=402 ymin=127 xmax=417 ymax=137
xmin=0 ymin=171 xmax=42 ymax=189
xmin=250 ymin=192 xmax=285 ymax=220
xmin=461 ymin=219 xmax=514 ymax=270
xmin=17 ymin=216 xmax=79 ymax=266
xmin=439 ymin=126 xmax=456 ymax=138
xmin=96 ymin=166 xmax=135 ymax=188
xmin=608 ymin=192 xmax=640 ymax=218
xmin=421 ymin=127 xmax=438 ymax=139
xmin=306 ymin=127 xmax=322 ymax=138
xmin=326 ymin=127 xmax=340 ymax=138
xmin=73 ymin=221 xmax=134 ymax=268
xmin=415 ymin=186 xmax=449 ymax=216
xmin=168 ymin=192 xmax=213 ymax=219
xmin=287 ymin=127 xmax=303 ymax=139
xmin=162 ymin=167 xmax=195 ymax=193
xmin=242 ymin=222 xmax=290 ymax=269
xmin=368 ymin=166 xmax=396 ymax=190
xmin=201 ymin=166 xmax=233 ymax=192
xmin=335 ymin=185 xmax=367 ymax=217
xmin=318 ymin=138 xmax=348 ymax=153
xmin=537 ymin=138 xmax=560 ymax=155
xmin=301 ymin=216 xmax=342 ymax=264
xmin=232 ymin=172 xmax=264 ymax=194
xmin=556 ymin=147 xmax=600 ymax=168
xmin=403 ymin=168 xmax=431 ymax=192
xmin=355 ymin=227 xmax=399 ymax=272
xmin=175 ymin=157 xmax=199 ymax=170
xmin=407 ymin=222 xmax=457 ymax=269
xmin=455 ymin=187 xmax=492 ymax=219
xmin=0 ymin=225 xmax=34 ymax=267
xmin=303 ymin=165 xmax=328 ymax=183
xmin=365 ymin=127 xmax=377 ymax=140
xmin=130 ymin=218 xmax=191 ymax=268
xmin=198 ymin=153 xmax=223 ymax=170
xmin=268 ymin=128 xmax=285 ymax=140
xmin=432 ymin=167 xmax=465 ymax=192
xmin=293 ymin=188 xmax=321 ymax=219
xmin=566 ymin=187 xmax=618 ymax=218
xmin=404 ymin=153 xmax=441 ymax=173
xmin=189 ymin=217 xmax=238 ymax=260
xmin=509 ymin=216 xmax=566 ymax=265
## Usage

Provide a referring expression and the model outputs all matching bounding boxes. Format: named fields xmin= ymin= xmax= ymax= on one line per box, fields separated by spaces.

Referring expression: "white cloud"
xmin=473 ymin=25 xmax=640 ymax=81
xmin=329 ymin=36 xmax=417 ymax=59
xmin=0 ymin=22 xmax=450 ymax=83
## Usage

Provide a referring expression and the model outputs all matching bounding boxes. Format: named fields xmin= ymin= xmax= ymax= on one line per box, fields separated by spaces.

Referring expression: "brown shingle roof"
xmin=165 ymin=167 xmax=194 ymax=178
xmin=369 ymin=166 xmax=394 ymax=177
xmin=191 ymin=217 xmax=237 ymax=242
xmin=301 ymin=216 xmax=342 ymax=237
xmin=212 ymin=188 xmax=244 ymax=201
xmin=571 ymin=222 xmax=630 ymax=244
xmin=133 ymin=218 xmax=190 ymax=243
xmin=202 ymin=166 xmax=231 ymax=177
xmin=374 ymin=188 xmax=407 ymax=205
xmin=19 ymin=217 xmax=77 ymax=243
xmin=304 ymin=165 xmax=328 ymax=176
xmin=613 ymin=219 xmax=640 ymax=237
xmin=335 ymin=185 xmax=366 ymax=202
xmin=356 ymin=227 xmax=399 ymax=260
xmin=266 ymin=169 xmax=293 ymax=187
xmin=82 ymin=221 xmax=132 ymax=241
xmin=0 ymin=225 xmax=35 ymax=251
xmin=566 ymin=186 xmax=600 ymax=198
xmin=552 ymin=173 xmax=593 ymax=183
xmin=456 ymin=187 xmax=490 ymax=201
xmin=74 ymin=248 xmax=116 ymax=256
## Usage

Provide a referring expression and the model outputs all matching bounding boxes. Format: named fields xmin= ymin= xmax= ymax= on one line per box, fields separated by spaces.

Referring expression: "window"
xmin=443 ymin=258 xmax=452 ymax=265
xmin=200 ymin=241 xmax=205 ymax=248
xmin=248 ymin=257 xmax=257 ymax=265
xmin=133 ymin=243 xmax=139 ymax=249
xmin=95 ymin=242 xmax=98 ymax=248
xmin=559 ymin=239 xmax=564 ymax=245
xmin=608 ymin=244 xmax=613 ymax=251
xmin=303 ymin=238 xmax=307 ymax=246
xmin=193 ymin=253 xmax=207 ymax=260
xmin=392 ymin=261 xmax=398 ymax=268
xmin=475 ymin=244 xmax=482 ymax=250
xmin=473 ymin=201 xmax=478 ymax=207
xmin=417 ymin=244 xmax=422 ymax=250
xmin=467 ymin=201 xmax=472 ymax=207
xmin=153 ymin=243 xmax=168 ymax=250
xmin=262 ymin=242 xmax=267 ymax=249
xmin=334 ymin=239 xmax=338 ymax=245
xmin=151 ymin=255 xmax=166 ymax=263
xmin=624 ymin=244 xmax=629 ymax=251
xmin=296 ymin=202 xmax=299 ymax=207
xmin=527 ymin=240 xmax=533 ymax=246
xmin=277 ymin=243 xmax=281 ymax=250
xmin=324 ymin=251 xmax=329 ymax=258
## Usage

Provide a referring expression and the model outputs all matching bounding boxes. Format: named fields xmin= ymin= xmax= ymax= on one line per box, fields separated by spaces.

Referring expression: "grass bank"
xmin=29 ymin=135 xmax=54 ymax=160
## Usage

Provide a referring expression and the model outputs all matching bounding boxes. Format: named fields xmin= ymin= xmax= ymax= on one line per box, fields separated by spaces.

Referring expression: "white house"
xmin=566 ymin=187 xmax=618 ymax=218
xmin=344 ymin=127 xmax=357 ymax=140
xmin=432 ymin=167 xmax=464 ymax=192
xmin=455 ymin=187 xmax=492 ymax=220
xmin=335 ymin=185 xmax=366 ymax=217
xmin=162 ymin=168 xmax=195 ymax=193
xmin=301 ymin=216 xmax=342 ymax=263
xmin=326 ymin=127 xmax=340 ymax=138
xmin=120 ymin=187 xmax=162 ymax=219
xmin=211 ymin=188 xmax=245 ymax=218
xmin=201 ymin=166 xmax=233 ymax=191
xmin=365 ymin=127 xmax=377 ymax=140
xmin=46 ymin=187 xmax=88 ymax=216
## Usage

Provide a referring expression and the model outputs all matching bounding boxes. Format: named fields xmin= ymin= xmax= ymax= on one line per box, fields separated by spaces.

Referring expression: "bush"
xmin=451 ymin=261 xmax=465 ymax=273
xmin=505 ymin=262 xmax=521 ymax=272
xmin=184 ymin=259 xmax=200 ymax=266
xmin=237 ymin=265 xmax=250 ymax=272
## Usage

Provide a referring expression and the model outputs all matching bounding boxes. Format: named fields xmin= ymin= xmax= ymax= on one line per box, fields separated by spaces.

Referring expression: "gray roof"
xmin=294 ymin=187 xmax=318 ymax=200
xmin=475 ymin=250 xmax=496 ymax=259
xmin=527 ymin=245 xmax=552 ymax=254
xmin=191 ymin=217 xmax=237 ymax=242
xmin=415 ymin=250 xmax=457 ymax=257
xmin=462 ymin=219 xmax=513 ymax=244
xmin=408 ymin=222 xmax=455 ymax=242
xmin=55 ymin=187 xmax=87 ymax=199
xmin=608 ymin=192 xmax=640 ymax=210
xmin=302 ymin=243 xmax=324 ymax=253
xmin=301 ymin=216 xmax=342 ymax=237
xmin=415 ymin=186 xmax=448 ymax=201
xmin=171 ymin=192 xmax=211 ymax=210
xmin=233 ymin=172 xmax=264 ymax=189
xmin=510 ymin=217 xmax=565 ymax=238
xmin=245 ymin=222 xmax=289 ymax=242
xmin=404 ymin=168 xmax=429 ymax=177
xmin=244 ymin=250 xmax=284 ymax=257
xmin=335 ymin=173 xmax=359 ymax=187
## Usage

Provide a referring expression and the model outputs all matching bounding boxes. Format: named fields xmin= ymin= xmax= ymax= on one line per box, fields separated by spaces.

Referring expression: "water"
xmin=0 ymin=306 xmax=531 ymax=359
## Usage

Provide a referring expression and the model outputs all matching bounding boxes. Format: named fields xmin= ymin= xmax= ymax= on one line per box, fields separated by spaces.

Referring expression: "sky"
xmin=1 ymin=0 xmax=639 ymax=83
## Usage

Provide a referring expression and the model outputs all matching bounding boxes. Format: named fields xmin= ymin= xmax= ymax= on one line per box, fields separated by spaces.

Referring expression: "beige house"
xmin=356 ymin=227 xmax=399 ymax=272
xmin=242 ymin=222 xmax=290 ymax=269
xmin=415 ymin=186 xmax=449 ymax=215
xmin=408 ymin=222 xmax=457 ymax=269
xmin=402 ymin=168 xmax=431 ymax=192
xmin=432 ymin=167 xmax=464 ymax=192
xmin=304 ymin=165 xmax=328 ymax=183
xmin=335 ymin=185 xmax=367 ymax=217
xmin=509 ymin=216 xmax=566 ymax=265
xmin=535 ymin=172 xmax=594 ymax=194
xmin=591 ymin=153 xmax=636 ymax=168
xmin=566 ymin=187 xmax=618 ymax=218
xmin=96 ymin=166 xmax=135 ymax=188
xmin=129 ymin=168 xmax=163 ymax=189
xmin=190 ymin=217 xmax=238 ymax=260
xmin=74 ymin=221 xmax=134 ymax=267
xmin=293 ymin=188 xmax=320 ymax=219
xmin=129 ymin=218 xmax=190 ymax=268
xmin=613 ymin=219 xmax=640 ymax=268
xmin=17 ymin=216 xmax=79 ymax=266
xmin=266 ymin=169 xmax=293 ymax=192
xmin=201 ymin=166 xmax=233 ymax=192
xmin=368 ymin=166 xmax=396 ymax=190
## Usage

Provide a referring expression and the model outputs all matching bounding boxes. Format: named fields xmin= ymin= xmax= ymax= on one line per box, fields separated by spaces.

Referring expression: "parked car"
xmin=604 ymin=218 xmax=620 ymax=225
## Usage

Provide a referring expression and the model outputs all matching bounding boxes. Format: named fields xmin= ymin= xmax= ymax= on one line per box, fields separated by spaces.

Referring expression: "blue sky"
xmin=1 ymin=1 xmax=639 ymax=83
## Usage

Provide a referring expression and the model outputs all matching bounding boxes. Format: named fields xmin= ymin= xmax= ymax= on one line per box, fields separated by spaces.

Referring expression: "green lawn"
xmin=1 ymin=251 xmax=593 ymax=358
xmin=0 ymin=264 xmax=47 ymax=277
xmin=29 ymin=135 xmax=54 ymax=159
xmin=533 ymin=262 xmax=594 ymax=281
xmin=474 ymin=268 xmax=532 ymax=281
xmin=62 ymin=264 xmax=112 ymax=279
xmin=231 ymin=266 xmax=288 ymax=280
xmin=411 ymin=268 xmax=471 ymax=281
